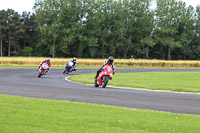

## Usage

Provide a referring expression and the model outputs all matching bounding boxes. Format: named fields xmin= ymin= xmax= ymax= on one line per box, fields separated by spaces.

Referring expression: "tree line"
xmin=1 ymin=0 xmax=200 ymax=60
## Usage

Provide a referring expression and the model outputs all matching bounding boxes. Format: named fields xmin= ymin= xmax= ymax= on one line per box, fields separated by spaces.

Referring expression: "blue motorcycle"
xmin=63 ymin=61 xmax=76 ymax=74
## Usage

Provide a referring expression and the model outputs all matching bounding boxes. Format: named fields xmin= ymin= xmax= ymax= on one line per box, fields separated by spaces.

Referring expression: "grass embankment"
xmin=1 ymin=57 xmax=200 ymax=68
xmin=0 ymin=94 xmax=199 ymax=133
xmin=69 ymin=72 xmax=200 ymax=93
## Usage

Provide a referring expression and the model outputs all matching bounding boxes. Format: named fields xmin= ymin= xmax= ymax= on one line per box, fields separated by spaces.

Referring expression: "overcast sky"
xmin=0 ymin=0 xmax=200 ymax=14
xmin=0 ymin=0 xmax=35 ymax=13
xmin=182 ymin=0 xmax=200 ymax=8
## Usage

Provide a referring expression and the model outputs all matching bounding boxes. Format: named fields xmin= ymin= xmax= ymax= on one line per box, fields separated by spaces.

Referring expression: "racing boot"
xmin=94 ymin=77 xmax=99 ymax=87
xmin=94 ymin=74 xmax=98 ymax=85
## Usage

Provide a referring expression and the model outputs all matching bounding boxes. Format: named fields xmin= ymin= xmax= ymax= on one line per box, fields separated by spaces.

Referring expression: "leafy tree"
xmin=18 ymin=46 xmax=33 ymax=56
xmin=34 ymin=0 xmax=62 ymax=57
xmin=81 ymin=0 xmax=99 ymax=58
xmin=140 ymin=36 xmax=156 ymax=58
xmin=135 ymin=0 xmax=155 ymax=58
xmin=0 ymin=10 xmax=7 ymax=56
xmin=177 ymin=5 xmax=195 ymax=59
xmin=193 ymin=5 xmax=200 ymax=59
xmin=7 ymin=9 xmax=18 ymax=56
xmin=155 ymin=0 xmax=184 ymax=60
xmin=21 ymin=11 xmax=36 ymax=48
xmin=16 ymin=0 xmax=199 ymax=59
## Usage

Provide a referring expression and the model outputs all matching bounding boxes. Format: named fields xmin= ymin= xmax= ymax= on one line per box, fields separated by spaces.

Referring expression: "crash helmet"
xmin=72 ymin=57 xmax=76 ymax=62
xmin=46 ymin=58 xmax=50 ymax=63
xmin=107 ymin=56 xmax=114 ymax=64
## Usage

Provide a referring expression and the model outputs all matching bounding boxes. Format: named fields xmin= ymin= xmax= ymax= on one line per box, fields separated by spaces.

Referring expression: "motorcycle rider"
xmin=38 ymin=58 xmax=51 ymax=74
xmin=94 ymin=56 xmax=116 ymax=84
xmin=71 ymin=57 xmax=77 ymax=71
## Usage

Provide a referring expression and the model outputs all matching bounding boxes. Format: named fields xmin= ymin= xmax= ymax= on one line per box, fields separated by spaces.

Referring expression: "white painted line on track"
xmin=65 ymin=76 xmax=93 ymax=86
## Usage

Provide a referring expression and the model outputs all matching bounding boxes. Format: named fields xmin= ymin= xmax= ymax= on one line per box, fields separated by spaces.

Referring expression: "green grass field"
xmin=0 ymin=94 xmax=199 ymax=133
xmin=69 ymin=72 xmax=200 ymax=93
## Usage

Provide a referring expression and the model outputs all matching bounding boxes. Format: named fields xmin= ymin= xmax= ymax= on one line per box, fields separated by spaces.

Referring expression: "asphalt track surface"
xmin=0 ymin=68 xmax=200 ymax=115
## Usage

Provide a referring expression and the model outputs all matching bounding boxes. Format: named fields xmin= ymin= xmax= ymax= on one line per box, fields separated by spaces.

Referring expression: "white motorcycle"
xmin=63 ymin=61 xmax=76 ymax=74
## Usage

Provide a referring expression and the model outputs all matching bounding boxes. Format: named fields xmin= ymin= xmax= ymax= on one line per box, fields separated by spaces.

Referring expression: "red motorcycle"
xmin=94 ymin=65 xmax=114 ymax=88
xmin=38 ymin=63 xmax=49 ymax=78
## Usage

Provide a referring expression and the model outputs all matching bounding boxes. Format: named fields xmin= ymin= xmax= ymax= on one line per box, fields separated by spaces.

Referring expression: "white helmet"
xmin=72 ymin=57 xmax=76 ymax=62
xmin=46 ymin=58 xmax=50 ymax=63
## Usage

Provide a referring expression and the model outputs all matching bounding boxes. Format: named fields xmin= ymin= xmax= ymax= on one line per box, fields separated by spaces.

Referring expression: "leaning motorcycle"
xmin=63 ymin=61 xmax=76 ymax=74
xmin=94 ymin=65 xmax=114 ymax=88
xmin=38 ymin=63 xmax=49 ymax=78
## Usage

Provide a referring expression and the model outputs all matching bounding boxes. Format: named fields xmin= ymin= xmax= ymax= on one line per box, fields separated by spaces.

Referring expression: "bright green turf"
xmin=0 ymin=94 xmax=199 ymax=133
xmin=68 ymin=72 xmax=200 ymax=93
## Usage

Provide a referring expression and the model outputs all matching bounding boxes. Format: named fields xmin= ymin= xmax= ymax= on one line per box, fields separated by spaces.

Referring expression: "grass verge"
xmin=0 ymin=94 xmax=199 ymax=133
xmin=68 ymin=72 xmax=200 ymax=93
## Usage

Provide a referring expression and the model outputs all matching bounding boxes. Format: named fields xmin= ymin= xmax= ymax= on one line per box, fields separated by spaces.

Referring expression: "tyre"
xmin=38 ymin=72 xmax=41 ymax=78
xmin=94 ymin=83 xmax=99 ymax=87
xmin=95 ymin=84 xmax=99 ymax=87
xmin=38 ymin=71 xmax=43 ymax=78
xmin=68 ymin=68 xmax=72 ymax=73
xmin=94 ymin=80 xmax=99 ymax=87
xmin=102 ymin=76 xmax=109 ymax=88
xmin=63 ymin=68 xmax=67 ymax=74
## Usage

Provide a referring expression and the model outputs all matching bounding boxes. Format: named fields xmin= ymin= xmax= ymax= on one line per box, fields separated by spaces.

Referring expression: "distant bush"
xmin=18 ymin=47 xmax=33 ymax=56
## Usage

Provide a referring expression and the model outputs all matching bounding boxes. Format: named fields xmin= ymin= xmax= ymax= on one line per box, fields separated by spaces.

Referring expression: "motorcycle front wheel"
xmin=38 ymin=71 xmax=42 ymax=78
xmin=102 ymin=76 xmax=109 ymax=88
xmin=63 ymin=68 xmax=67 ymax=74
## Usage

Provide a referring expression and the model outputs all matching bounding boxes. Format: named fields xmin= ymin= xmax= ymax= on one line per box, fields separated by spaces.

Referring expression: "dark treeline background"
xmin=1 ymin=0 xmax=200 ymax=60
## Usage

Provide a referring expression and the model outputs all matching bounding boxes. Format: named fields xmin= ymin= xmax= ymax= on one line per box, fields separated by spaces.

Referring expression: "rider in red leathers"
xmin=38 ymin=58 xmax=51 ymax=74
xmin=94 ymin=56 xmax=116 ymax=84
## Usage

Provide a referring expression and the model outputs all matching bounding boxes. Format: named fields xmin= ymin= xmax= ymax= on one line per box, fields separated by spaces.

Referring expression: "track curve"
xmin=0 ymin=68 xmax=200 ymax=115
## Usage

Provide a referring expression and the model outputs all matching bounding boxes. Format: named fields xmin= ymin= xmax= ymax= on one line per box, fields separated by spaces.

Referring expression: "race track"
xmin=0 ymin=68 xmax=200 ymax=115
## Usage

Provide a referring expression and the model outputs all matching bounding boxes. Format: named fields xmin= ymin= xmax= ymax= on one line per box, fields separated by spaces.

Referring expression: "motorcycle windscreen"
xmin=67 ymin=62 xmax=73 ymax=67
xmin=106 ymin=66 xmax=112 ymax=72
xmin=42 ymin=63 xmax=49 ymax=69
